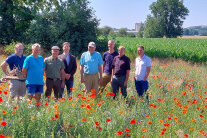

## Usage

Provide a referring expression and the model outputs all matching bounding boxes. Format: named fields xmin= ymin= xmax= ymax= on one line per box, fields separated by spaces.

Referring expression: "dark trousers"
xmin=45 ymin=78 xmax=61 ymax=99
xmin=134 ymin=80 xmax=149 ymax=98
xmin=60 ymin=79 xmax=74 ymax=98
xmin=112 ymin=75 xmax=127 ymax=98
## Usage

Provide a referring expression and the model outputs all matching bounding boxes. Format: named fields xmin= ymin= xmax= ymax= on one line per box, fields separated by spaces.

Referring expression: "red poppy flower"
xmin=116 ymin=131 xmax=123 ymax=135
xmin=1 ymin=122 xmax=7 ymax=126
xmin=125 ymin=128 xmax=130 ymax=132
xmin=95 ymin=121 xmax=99 ymax=126
xmin=130 ymin=120 xmax=136 ymax=124
xmin=69 ymin=124 xmax=73 ymax=127
xmin=106 ymin=119 xmax=111 ymax=122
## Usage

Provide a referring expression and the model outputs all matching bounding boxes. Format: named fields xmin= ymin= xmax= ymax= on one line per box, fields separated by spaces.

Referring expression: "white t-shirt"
xmin=135 ymin=55 xmax=151 ymax=81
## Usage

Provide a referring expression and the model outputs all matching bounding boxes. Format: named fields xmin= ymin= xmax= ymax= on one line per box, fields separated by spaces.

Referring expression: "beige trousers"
xmin=84 ymin=73 xmax=99 ymax=95
xmin=99 ymin=73 xmax=111 ymax=92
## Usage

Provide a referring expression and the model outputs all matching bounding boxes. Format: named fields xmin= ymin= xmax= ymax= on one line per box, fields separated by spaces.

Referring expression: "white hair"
xmin=32 ymin=43 xmax=41 ymax=49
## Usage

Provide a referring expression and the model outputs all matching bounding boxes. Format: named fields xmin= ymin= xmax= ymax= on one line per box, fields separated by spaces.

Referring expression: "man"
xmin=59 ymin=42 xmax=77 ymax=98
xmin=134 ymin=46 xmax=151 ymax=98
xmin=1 ymin=43 xmax=26 ymax=101
xmin=111 ymin=46 xmax=130 ymax=98
xmin=22 ymin=43 xmax=45 ymax=104
xmin=80 ymin=42 xmax=103 ymax=95
xmin=44 ymin=46 xmax=65 ymax=100
xmin=99 ymin=40 xmax=118 ymax=92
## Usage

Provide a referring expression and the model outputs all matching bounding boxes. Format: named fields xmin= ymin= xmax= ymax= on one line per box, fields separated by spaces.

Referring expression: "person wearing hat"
xmin=58 ymin=42 xmax=77 ymax=98
xmin=23 ymin=43 xmax=45 ymax=104
xmin=44 ymin=46 xmax=65 ymax=100
xmin=80 ymin=41 xmax=103 ymax=96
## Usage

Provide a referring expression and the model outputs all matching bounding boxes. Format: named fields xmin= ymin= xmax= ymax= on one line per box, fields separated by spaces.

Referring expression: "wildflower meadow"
xmin=0 ymin=56 xmax=206 ymax=137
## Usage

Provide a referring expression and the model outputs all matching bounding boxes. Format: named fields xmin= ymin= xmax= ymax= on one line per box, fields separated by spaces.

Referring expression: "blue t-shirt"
xmin=6 ymin=53 xmax=26 ymax=71
xmin=103 ymin=51 xmax=119 ymax=74
xmin=80 ymin=51 xmax=103 ymax=74
xmin=23 ymin=55 xmax=45 ymax=85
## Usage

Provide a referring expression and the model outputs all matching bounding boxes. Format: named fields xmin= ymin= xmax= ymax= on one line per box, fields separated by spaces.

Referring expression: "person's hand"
xmin=65 ymin=74 xmax=71 ymax=80
xmin=81 ymin=76 xmax=85 ymax=83
xmin=0 ymin=78 xmax=7 ymax=83
xmin=124 ymin=80 xmax=127 ymax=87
xmin=143 ymin=77 xmax=147 ymax=81
xmin=99 ymin=77 xmax=103 ymax=85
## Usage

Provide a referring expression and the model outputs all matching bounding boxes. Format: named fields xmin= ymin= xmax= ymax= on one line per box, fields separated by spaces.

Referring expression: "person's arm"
xmin=61 ymin=69 xmax=65 ymax=88
xmin=80 ymin=65 xmax=85 ymax=83
xmin=124 ymin=70 xmax=130 ymax=87
xmin=102 ymin=61 xmax=106 ymax=73
xmin=1 ymin=61 xmax=9 ymax=75
xmin=22 ymin=68 xmax=27 ymax=78
xmin=98 ymin=65 xmax=103 ymax=84
xmin=143 ymin=67 xmax=151 ymax=81
xmin=111 ymin=68 xmax=114 ymax=83
xmin=70 ymin=57 xmax=77 ymax=75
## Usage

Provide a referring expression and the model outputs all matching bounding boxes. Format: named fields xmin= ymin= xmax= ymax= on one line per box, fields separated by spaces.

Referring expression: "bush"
xmin=3 ymin=42 xmax=32 ymax=56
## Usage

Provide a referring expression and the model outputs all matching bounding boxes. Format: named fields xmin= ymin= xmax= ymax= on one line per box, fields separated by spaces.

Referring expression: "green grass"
xmin=114 ymin=37 xmax=207 ymax=63
xmin=0 ymin=57 xmax=206 ymax=137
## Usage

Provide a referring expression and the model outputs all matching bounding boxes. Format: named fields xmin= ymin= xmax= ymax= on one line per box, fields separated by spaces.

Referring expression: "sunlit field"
xmin=0 ymin=55 xmax=206 ymax=137
xmin=115 ymin=37 xmax=207 ymax=63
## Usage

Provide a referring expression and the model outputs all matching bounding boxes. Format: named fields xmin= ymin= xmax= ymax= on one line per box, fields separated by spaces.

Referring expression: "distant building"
xmin=135 ymin=23 xmax=144 ymax=31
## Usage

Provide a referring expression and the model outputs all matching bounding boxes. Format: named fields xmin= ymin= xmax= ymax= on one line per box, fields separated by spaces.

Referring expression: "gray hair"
xmin=32 ymin=43 xmax=41 ymax=49
xmin=108 ymin=40 xmax=115 ymax=45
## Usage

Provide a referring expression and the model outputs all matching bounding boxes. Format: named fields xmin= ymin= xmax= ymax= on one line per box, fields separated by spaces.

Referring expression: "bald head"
xmin=118 ymin=46 xmax=125 ymax=57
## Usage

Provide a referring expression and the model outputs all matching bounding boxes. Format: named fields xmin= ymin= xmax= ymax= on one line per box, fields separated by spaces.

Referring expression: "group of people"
xmin=0 ymin=40 xmax=151 ymax=103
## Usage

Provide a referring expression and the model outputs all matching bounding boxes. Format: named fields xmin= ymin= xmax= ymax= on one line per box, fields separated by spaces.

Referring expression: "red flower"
xmin=14 ymin=106 xmax=18 ymax=109
xmin=69 ymin=124 xmax=73 ymax=127
xmin=106 ymin=119 xmax=111 ymax=122
xmin=164 ymin=123 xmax=170 ymax=127
xmin=45 ymin=102 xmax=49 ymax=106
xmin=4 ymin=91 xmax=7 ymax=95
xmin=184 ymin=134 xmax=189 ymax=137
xmin=124 ymin=128 xmax=130 ymax=132
xmin=125 ymin=133 xmax=130 ymax=136
xmin=130 ymin=120 xmax=136 ymax=124
xmin=0 ymin=134 xmax=5 ymax=138
xmin=1 ymin=121 xmax=7 ymax=126
xmin=55 ymin=114 xmax=59 ymax=119
xmin=95 ymin=121 xmax=99 ymax=126
xmin=200 ymin=114 xmax=204 ymax=117
xmin=81 ymin=118 xmax=87 ymax=122
xmin=116 ymin=131 xmax=123 ymax=135
xmin=148 ymin=121 xmax=152 ymax=125
xmin=0 ymin=97 xmax=3 ymax=103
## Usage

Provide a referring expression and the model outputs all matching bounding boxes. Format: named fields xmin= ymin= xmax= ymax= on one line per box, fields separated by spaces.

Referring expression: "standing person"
xmin=44 ymin=46 xmax=65 ymax=100
xmin=1 ymin=43 xmax=26 ymax=101
xmin=99 ymin=40 xmax=118 ymax=93
xmin=134 ymin=46 xmax=151 ymax=98
xmin=59 ymin=42 xmax=77 ymax=98
xmin=111 ymin=46 xmax=130 ymax=98
xmin=80 ymin=42 xmax=103 ymax=95
xmin=22 ymin=43 xmax=45 ymax=104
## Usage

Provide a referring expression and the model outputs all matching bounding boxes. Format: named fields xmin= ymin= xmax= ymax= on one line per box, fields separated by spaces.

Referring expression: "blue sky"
xmin=89 ymin=0 xmax=207 ymax=29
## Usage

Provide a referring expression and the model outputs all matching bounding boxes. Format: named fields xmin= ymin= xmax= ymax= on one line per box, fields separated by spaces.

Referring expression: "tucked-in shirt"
xmin=80 ymin=51 xmax=103 ymax=74
xmin=135 ymin=55 xmax=151 ymax=81
xmin=6 ymin=53 xmax=26 ymax=71
xmin=23 ymin=55 xmax=45 ymax=85
xmin=44 ymin=56 xmax=65 ymax=79
xmin=103 ymin=51 xmax=119 ymax=74
xmin=112 ymin=55 xmax=130 ymax=76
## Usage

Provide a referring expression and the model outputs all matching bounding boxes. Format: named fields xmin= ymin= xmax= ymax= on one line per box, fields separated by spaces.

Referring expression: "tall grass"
xmin=0 ymin=57 xmax=206 ymax=137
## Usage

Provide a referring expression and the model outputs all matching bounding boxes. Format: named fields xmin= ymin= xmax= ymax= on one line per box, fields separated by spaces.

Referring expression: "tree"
xmin=25 ymin=0 xmax=99 ymax=56
xmin=127 ymin=33 xmax=136 ymax=37
xmin=99 ymin=26 xmax=113 ymax=36
xmin=144 ymin=0 xmax=189 ymax=38
xmin=117 ymin=28 xmax=127 ymax=37
xmin=0 ymin=0 xmax=59 ymax=44
xmin=137 ymin=24 xmax=144 ymax=38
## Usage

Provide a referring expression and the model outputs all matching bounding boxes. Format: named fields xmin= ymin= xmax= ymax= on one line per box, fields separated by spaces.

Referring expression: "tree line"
xmin=1 ymin=0 xmax=189 ymax=56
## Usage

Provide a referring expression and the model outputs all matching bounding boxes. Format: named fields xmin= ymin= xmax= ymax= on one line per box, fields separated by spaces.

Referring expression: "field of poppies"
xmin=0 ymin=54 xmax=207 ymax=137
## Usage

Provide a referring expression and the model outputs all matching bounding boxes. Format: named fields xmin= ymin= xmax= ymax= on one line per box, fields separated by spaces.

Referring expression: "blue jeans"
xmin=60 ymin=80 xmax=74 ymax=98
xmin=112 ymin=75 xmax=127 ymax=98
xmin=134 ymin=80 xmax=149 ymax=98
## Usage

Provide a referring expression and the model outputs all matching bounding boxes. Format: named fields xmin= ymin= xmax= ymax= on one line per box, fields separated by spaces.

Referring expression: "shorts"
xmin=26 ymin=84 xmax=43 ymax=95
xmin=9 ymin=80 xmax=26 ymax=97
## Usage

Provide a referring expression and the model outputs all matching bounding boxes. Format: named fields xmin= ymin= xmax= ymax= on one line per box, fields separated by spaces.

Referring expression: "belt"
xmin=114 ymin=74 xmax=125 ymax=77
xmin=47 ymin=78 xmax=60 ymax=81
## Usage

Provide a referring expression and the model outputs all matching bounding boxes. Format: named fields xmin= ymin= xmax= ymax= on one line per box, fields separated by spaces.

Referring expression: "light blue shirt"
xmin=80 ymin=51 xmax=103 ymax=74
xmin=23 ymin=55 xmax=45 ymax=85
